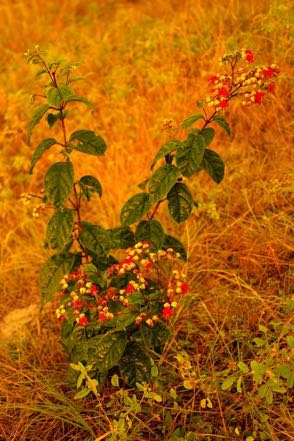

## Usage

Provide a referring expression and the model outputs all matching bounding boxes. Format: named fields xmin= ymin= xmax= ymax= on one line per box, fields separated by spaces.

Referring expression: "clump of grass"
xmin=0 ymin=0 xmax=293 ymax=440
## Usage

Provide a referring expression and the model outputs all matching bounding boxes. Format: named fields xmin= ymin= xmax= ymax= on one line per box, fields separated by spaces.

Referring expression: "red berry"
xmin=254 ymin=91 xmax=265 ymax=104
xmin=181 ymin=282 xmax=190 ymax=294
xmin=245 ymin=50 xmax=254 ymax=64
xmin=162 ymin=306 xmax=174 ymax=319
xmin=268 ymin=84 xmax=275 ymax=94
xmin=78 ymin=316 xmax=89 ymax=326
xmin=219 ymin=101 xmax=229 ymax=109
xmin=209 ymin=75 xmax=218 ymax=84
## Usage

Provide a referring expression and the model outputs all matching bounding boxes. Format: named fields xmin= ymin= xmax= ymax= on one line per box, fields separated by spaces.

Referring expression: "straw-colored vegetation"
xmin=0 ymin=1 xmax=293 ymax=440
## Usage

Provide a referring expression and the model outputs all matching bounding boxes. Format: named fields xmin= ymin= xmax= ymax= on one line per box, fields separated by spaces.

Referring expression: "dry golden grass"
xmin=0 ymin=0 xmax=293 ymax=440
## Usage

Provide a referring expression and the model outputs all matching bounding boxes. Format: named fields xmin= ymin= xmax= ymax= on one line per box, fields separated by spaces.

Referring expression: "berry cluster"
xmin=206 ymin=49 xmax=280 ymax=111
xmin=55 ymin=242 xmax=189 ymax=328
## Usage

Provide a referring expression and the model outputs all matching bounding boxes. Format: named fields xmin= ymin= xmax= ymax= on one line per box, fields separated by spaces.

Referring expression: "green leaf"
xmin=150 ymin=140 xmax=181 ymax=169
xmin=253 ymin=373 xmax=263 ymax=384
xmin=213 ymin=115 xmax=231 ymax=136
xmin=30 ymin=138 xmax=57 ymax=174
xmin=109 ymin=310 xmax=138 ymax=331
xmin=82 ymin=264 xmax=99 ymax=280
xmin=253 ymin=337 xmax=266 ymax=347
xmin=111 ymin=374 xmax=120 ymax=387
xmin=167 ymin=183 xmax=193 ymax=223
xmin=176 ymin=133 xmax=205 ymax=177
xmin=151 ymin=365 xmax=159 ymax=377
xmin=47 ymin=113 xmax=61 ymax=128
xmin=278 ymin=365 xmax=292 ymax=383
xmin=80 ymin=221 xmax=108 ymax=256
xmin=64 ymin=96 xmax=94 ymax=108
xmin=250 ymin=360 xmax=261 ymax=372
xmin=74 ymin=388 xmax=91 ymax=400
xmin=92 ymin=255 xmax=118 ymax=272
xmin=87 ymin=332 xmax=127 ymax=371
xmin=170 ymin=388 xmax=177 ymax=400
xmin=39 ymin=252 xmax=80 ymax=305
xmin=67 ymin=75 xmax=84 ymax=84
xmin=258 ymin=324 xmax=269 ymax=334
xmin=201 ymin=149 xmax=225 ymax=184
xmin=107 ymin=226 xmax=135 ymax=250
xmin=35 ymin=68 xmax=47 ymax=78
xmin=271 ymin=384 xmax=286 ymax=394
xmin=62 ymin=321 xmax=77 ymax=357
xmin=182 ymin=113 xmax=203 ymax=128
xmin=27 ymin=54 xmax=43 ymax=64
xmin=265 ymin=388 xmax=273 ymax=404
xmin=47 ymin=84 xmax=74 ymax=107
xmin=258 ymin=383 xmax=270 ymax=399
xmin=287 ymin=335 xmax=294 ymax=349
xmin=126 ymin=292 xmax=145 ymax=307
xmin=78 ymin=175 xmax=102 ymax=200
xmin=69 ymin=363 xmax=82 ymax=372
xmin=132 ymin=321 xmax=171 ymax=351
xmin=120 ymin=193 xmax=151 ymax=226
xmin=77 ymin=372 xmax=85 ymax=389
xmin=131 ymin=324 xmax=153 ymax=348
xmin=236 ymin=375 xmax=242 ymax=393
xmin=27 ymin=103 xmax=50 ymax=145
xmin=145 ymin=391 xmax=162 ymax=402
xmin=44 ymin=161 xmax=74 ymax=208
xmin=96 ymin=371 xmax=108 ymax=393
xmin=221 ymin=376 xmax=235 ymax=390
xmin=70 ymin=130 xmax=106 ymax=156
xmin=162 ymin=234 xmax=187 ymax=261
xmin=138 ymin=178 xmax=149 ymax=191
xmin=183 ymin=379 xmax=195 ymax=390
xmin=119 ymin=343 xmax=152 ymax=387
xmin=149 ymin=164 xmax=180 ymax=203
xmin=151 ymin=321 xmax=171 ymax=349
xmin=201 ymin=127 xmax=215 ymax=146
xmin=238 ymin=361 xmax=249 ymax=374
xmin=46 ymin=208 xmax=74 ymax=252
xmin=135 ymin=220 xmax=164 ymax=250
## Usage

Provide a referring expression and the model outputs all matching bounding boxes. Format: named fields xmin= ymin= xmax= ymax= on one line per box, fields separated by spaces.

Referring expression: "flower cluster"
xmin=206 ymin=50 xmax=280 ymax=111
xmin=20 ymin=192 xmax=46 ymax=218
xmin=161 ymin=119 xmax=176 ymax=132
xmin=20 ymin=193 xmax=32 ymax=206
xmin=32 ymin=203 xmax=46 ymax=218
xmin=24 ymin=45 xmax=40 ymax=57
xmin=55 ymin=242 xmax=189 ymax=329
xmin=218 ymin=48 xmax=255 ymax=66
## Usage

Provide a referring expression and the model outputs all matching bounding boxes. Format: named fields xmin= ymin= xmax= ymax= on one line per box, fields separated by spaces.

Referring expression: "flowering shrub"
xmin=55 ymin=243 xmax=189 ymax=390
xmin=56 ymin=244 xmax=187 ymax=328
xmin=24 ymin=47 xmax=280 ymax=393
